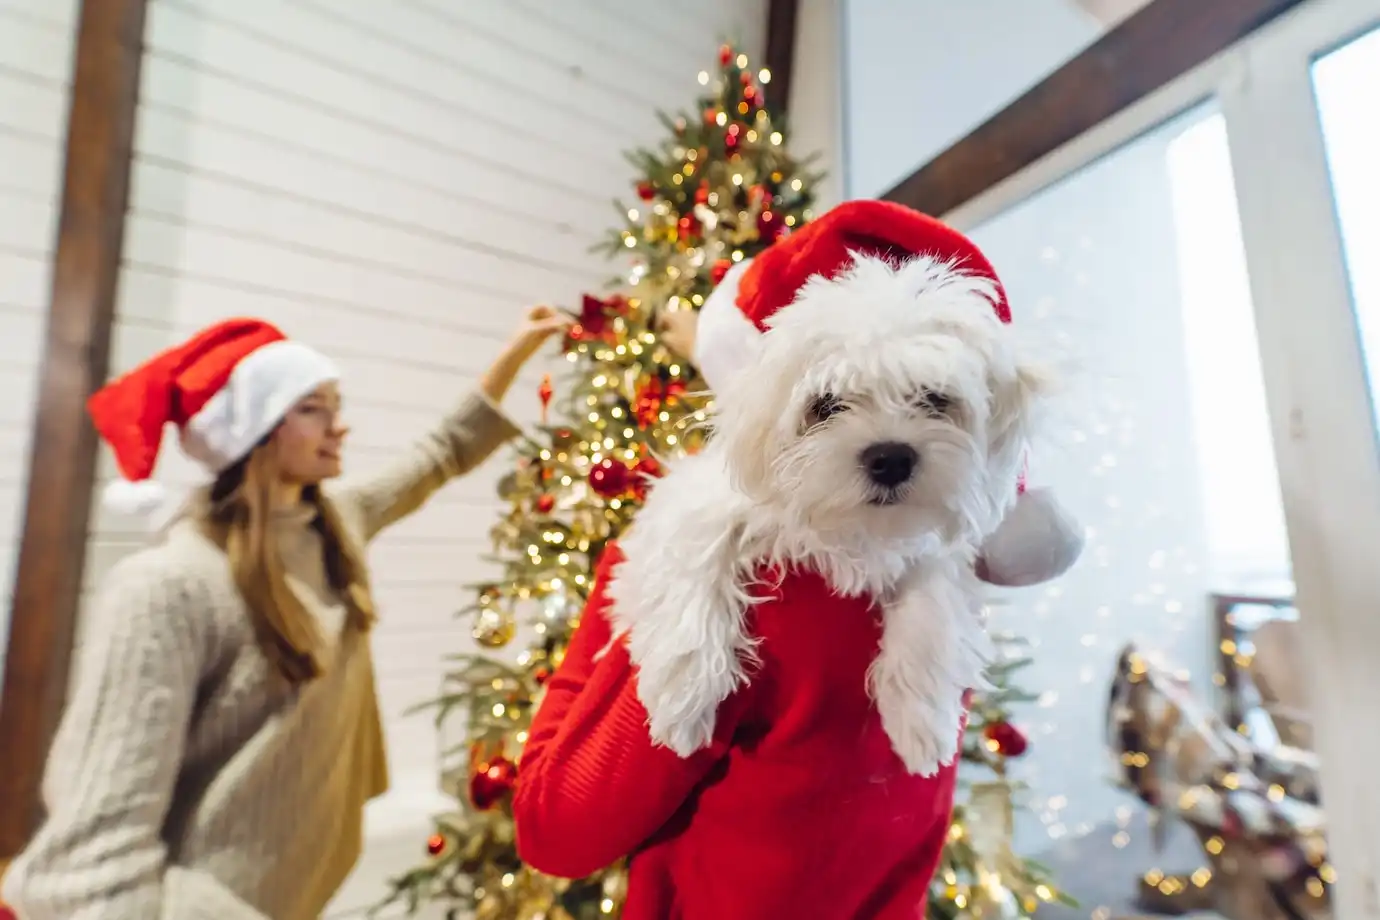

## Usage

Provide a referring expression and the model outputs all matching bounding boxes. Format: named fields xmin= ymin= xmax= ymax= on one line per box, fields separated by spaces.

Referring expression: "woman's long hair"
xmin=199 ymin=444 xmax=376 ymax=684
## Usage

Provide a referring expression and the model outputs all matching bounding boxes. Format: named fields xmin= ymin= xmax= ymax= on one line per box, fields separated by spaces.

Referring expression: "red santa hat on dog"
xmin=89 ymin=318 xmax=340 ymax=514
xmin=693 ymin=200 xmax=1082 ymax=586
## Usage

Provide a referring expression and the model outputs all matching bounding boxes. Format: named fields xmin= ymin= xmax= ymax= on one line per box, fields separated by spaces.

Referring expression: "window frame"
xmin=941 ymin=0 xmax=1380 ymax=913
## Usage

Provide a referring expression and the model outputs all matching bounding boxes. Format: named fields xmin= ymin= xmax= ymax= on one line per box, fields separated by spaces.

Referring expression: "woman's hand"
xmin=513 ymin=304 xmax=571 ymax=355
xmin=481 ymin=305 xmax=572 ymax=404
xmin=655 ymin=308 xmax=699 ymax=360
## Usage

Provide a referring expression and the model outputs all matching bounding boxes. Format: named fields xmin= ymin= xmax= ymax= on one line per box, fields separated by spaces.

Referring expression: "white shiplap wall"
xmin=3 ymin=0 xmax=764 ymax=913
xmin=0 ymin=0 xmax=77 ymax=688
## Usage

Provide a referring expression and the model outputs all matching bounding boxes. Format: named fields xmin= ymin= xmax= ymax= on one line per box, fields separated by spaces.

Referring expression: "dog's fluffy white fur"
xmin=605 ymin=253 xmax=1055 ymax=776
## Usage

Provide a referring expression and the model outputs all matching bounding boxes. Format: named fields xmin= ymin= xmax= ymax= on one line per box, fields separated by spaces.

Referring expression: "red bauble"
xmin=589 ymin=458 xmax=632 ymax=498
xmin=694 ymin=182 xmax=710 ymax=205
xmin=757 ymin=209 xmax=783 ymax=243
xmin=743 ymin=85 xmax=758 ymax=105
xmin=535 ymin=493 xmax=555 ymax=514
xmin=426 ymin=833 xmax=447 ymax=856
xmin=711 ymin=258 xmax=733 ymax=285
xmin=533 ymin=665 xmax=552 ymax=686
xmin=983 ymin=721 xmax=1029 ymax=758
xmin=636 ymin=181 xmax=655 ymax=201
xmin=719 ymin=44 xmax=733 ymax=66
xmin=677 ymin=214 xmax=701 ymax=243
xmin=739 ymin=70 xmax=753 ymax=85
xmin=703 ymin=107 xmax=718 ymax=125
xmin=469 ymin=757 xmax=518 ymax=811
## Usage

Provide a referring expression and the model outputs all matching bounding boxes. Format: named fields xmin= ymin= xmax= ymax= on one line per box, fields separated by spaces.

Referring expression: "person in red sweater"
xmin=514 ymin=201 xmax=1080 ymax=919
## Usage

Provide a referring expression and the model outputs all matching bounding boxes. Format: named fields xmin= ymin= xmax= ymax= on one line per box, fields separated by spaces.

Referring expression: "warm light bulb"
xmin=697 ymin=70 xmax=709 ymax=85
xmin=758 ymin=68 xmax=771 ymax=83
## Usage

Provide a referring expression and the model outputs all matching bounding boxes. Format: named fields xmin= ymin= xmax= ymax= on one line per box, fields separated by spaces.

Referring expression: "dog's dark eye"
xmin=913 ymin=390 xmax=952 ymax=416
xmin=807 ymin=393 xmax=845 ymax=425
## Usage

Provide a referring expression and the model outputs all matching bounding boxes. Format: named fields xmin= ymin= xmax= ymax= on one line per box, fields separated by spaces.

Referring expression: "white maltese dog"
xmin=605 ymin=201 xmax=1069 ymax=776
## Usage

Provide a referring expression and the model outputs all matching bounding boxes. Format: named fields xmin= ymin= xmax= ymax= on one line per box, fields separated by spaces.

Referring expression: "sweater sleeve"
xmin=333 ymin=391 xmax=522 ymax=541
xmin=1 ymin=558 xmax=266 ymax=920
xmin=514 ymin=547 xmax=747 ymax=879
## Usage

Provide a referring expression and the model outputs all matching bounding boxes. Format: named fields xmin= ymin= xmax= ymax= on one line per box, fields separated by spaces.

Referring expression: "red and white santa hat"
xmin=694 ymin=199 xmax=1082 ymax=586
xmin=695 ymin=200 xmax=1010 ymax=388
xmin=88 ymin=318 xmax=340 ymax=514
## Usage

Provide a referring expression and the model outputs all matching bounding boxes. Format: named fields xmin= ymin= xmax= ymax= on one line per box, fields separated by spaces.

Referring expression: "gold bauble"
xmin=472 ymin=607 xmax=517 ymax=649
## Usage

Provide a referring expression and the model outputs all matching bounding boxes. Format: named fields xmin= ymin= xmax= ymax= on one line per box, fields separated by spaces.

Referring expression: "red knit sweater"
xmin=515 ymin=545 xmax=961 ymax=919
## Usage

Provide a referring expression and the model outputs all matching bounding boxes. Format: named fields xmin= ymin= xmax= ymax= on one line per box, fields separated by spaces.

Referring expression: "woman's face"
xmin=273 ymin=382 xmax=348 ymax=484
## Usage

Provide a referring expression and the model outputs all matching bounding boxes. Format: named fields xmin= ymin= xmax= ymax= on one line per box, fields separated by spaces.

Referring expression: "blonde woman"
xmin=2 ymin=309 xmax=565 ymax=920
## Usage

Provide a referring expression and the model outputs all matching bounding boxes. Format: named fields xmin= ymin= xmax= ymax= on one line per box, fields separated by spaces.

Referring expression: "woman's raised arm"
xmin=333 ymin=306 xmax=568 ymax=541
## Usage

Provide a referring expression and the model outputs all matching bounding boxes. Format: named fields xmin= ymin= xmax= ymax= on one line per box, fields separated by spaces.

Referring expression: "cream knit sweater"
xmin=2 ymin=392 xmax=520 ymax=920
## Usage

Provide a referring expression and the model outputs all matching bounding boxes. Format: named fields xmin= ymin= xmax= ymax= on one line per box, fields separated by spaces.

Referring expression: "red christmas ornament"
xmin=983 ymin=721 xmax=1029 ymax=758
xmin=636 ymin=180 xmax=655 ymax=201
xmin=739 ymin=70 xmax=753 ymax=85
xmin=426 ymin=833 xmax=447 ymax=856
xmin=743 ymin=85 xmax=758 ymax=106
xmin=569 ymin=294 xmax=622 ymax=343
xmin=533 ymin=665 xmax=553 ymax=686
xmin=711 ymin=258 xmax=733 ymax=285
xmin=632 ymin=453 xmax=664 ymax=501
xmin=757 ymin=209 xmax=784 ymax=243
xmin=469 ymin=756 xmax=518 ymax=811
xmin=589 ymin=457 xmax=632 ymax=498
xmin=636 ymin=453 xmax=663 ymax=478
xmin=703 ymin=107 xmax=718 ymax=125
xmin=535 ymin=493 xmax=555 ymax=514
xmin=634 ymin=378 xmax=664 ymax=429
xmin=694 ymin=182 xmax=710 ymax=205
xmin=719 ymin=43 xmax=733 ymax=66
xmin=538 ymin=373 xmax=553 ymax=424
xmin=677 ymin=214 xmax=701 ymax=243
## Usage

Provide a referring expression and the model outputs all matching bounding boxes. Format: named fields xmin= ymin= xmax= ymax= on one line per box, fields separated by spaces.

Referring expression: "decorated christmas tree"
xmin=374 ymin=44 xmax=821 ymax=919
xmin=929 ymin=628 xmax=1076 ymax=919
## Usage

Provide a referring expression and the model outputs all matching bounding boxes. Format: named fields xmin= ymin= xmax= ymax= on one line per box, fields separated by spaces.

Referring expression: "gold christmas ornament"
xmin=472 ymin=606 xmax=517 ymax=649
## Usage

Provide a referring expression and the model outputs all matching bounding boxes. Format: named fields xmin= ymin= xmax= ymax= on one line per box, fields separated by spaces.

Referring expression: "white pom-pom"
xmin=103 ymin=478 xmax=169 ymax=516
xmin=977 ymin=488 xmax=1084 ymax=587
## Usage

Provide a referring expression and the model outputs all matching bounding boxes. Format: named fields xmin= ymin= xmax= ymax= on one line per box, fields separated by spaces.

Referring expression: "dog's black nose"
xmin=860 ymin=442 xmax=918 ymax=488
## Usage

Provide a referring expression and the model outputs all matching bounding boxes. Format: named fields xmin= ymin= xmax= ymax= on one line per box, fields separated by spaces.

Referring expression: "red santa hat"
xmin=693 ymin=199 xmax=1082 ymax=586
xmin=88 ymin=318 xmax=340 ymax=514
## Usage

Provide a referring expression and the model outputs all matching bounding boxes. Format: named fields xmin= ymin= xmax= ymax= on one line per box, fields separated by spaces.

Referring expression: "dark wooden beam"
xmin=882 ymin=0 xmax=1307 ymax=217
xmin=0 ymin=0 xmax=148 ymax=858
xmin=764 ymin=0 xmax=800 ymax=117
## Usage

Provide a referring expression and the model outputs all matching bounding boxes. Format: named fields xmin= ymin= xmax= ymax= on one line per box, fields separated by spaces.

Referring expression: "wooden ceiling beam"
xmin=882 ymin=0 xmax=1307 ymax=217
xmin=764 ymin=0 xmax=801 ymax=116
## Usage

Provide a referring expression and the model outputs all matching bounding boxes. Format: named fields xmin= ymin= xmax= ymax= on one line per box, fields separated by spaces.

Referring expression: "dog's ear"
xmin=710 ymin=333 xmax=800 ymax=500
xmin=987 ymin=356 xmax=1057 ymax=486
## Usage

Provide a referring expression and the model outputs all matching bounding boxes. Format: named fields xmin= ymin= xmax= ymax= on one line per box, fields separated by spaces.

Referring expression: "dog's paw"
xmin=885 ymin=700 xmax=966 ymax=777
xmin=647 ymin=710 xmax=716 ymax=758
